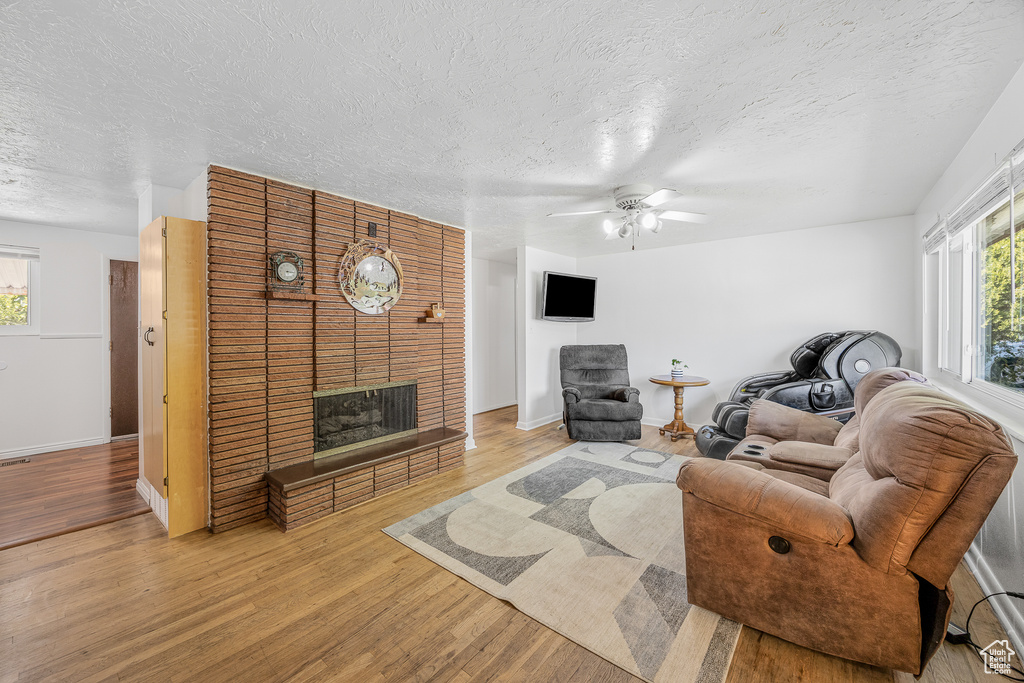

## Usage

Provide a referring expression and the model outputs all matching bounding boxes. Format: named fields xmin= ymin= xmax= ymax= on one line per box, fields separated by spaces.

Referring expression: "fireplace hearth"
xmin=313 ymin=381 xmax=417 ymax=458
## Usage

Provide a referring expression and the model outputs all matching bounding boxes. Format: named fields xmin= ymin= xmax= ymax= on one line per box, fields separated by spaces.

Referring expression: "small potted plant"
xmin=671 ymin=359 xmax=688 ymax=379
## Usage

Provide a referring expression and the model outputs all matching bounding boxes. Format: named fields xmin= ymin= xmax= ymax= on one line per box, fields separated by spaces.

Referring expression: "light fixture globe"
xmin=603 ymin=218 xmax=615 ymax=234
xmin=618 ymin=221 xmax=632 ymax=238
xmin=640 ymin=211 xmax=658 ymax=230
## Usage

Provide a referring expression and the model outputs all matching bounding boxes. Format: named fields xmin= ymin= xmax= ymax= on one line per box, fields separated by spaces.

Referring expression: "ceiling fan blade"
xmin=546 ymin=209 xmax=617 ymax=217
xmin=659 ymin=210 xmax=710 ymax=224
xmin=641 ymin=188 xmax=683 ymax=207
xmin=604 ymin=230 xmax=620 ymax=240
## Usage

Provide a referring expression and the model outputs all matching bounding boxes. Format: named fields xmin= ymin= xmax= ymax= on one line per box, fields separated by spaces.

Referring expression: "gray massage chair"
xmin=695 ymin=331 xmax=902 ymax=460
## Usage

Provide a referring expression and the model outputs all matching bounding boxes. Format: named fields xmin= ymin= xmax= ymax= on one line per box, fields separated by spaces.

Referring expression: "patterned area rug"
xmin=384 ymin=441 xmax=739 ymax=683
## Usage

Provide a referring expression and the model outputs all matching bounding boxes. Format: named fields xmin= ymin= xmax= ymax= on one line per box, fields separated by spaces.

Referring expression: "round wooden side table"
xmin=648 ymin=374 xmax=710 ymax=441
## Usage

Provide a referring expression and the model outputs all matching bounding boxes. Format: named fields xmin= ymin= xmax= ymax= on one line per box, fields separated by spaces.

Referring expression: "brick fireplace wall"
xmin=206 ymin=166 xmax=466 ymax=532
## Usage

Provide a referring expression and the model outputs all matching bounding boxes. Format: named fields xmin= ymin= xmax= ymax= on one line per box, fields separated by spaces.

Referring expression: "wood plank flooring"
xmin=0 ymin=408 xmax=1010 ymax=682
xmin=0 ymin=438 xmax=150 ymax=551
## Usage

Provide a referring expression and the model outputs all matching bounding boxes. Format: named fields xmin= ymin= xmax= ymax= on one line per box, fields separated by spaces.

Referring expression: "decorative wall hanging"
xmin=339 ymin=240 xmax=403 ymax=314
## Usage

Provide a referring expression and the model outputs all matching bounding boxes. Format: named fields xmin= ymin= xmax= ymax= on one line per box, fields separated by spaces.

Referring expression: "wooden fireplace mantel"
xmin=265 ymin=427 xmax=468 ymax=493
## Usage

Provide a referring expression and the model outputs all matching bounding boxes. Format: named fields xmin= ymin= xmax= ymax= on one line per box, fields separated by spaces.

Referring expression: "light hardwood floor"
xmin=0 ymin=407 xmax=1009 ymax=682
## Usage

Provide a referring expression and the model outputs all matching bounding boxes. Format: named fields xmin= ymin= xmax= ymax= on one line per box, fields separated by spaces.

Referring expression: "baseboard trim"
xmin=965 ymin=543 xmax=1024 ymax=655
xmin=473 ymin=401 xmax=517 ymax=415
xmin=110 ymin=433 xmax=139 ymax=442
xmin=515 ymin=413 xmax=562 ymax=431
xmin=137 ymin=478 xmax=169 ymax=530
xmin=1 ymin=437 xmax=106 ymax=460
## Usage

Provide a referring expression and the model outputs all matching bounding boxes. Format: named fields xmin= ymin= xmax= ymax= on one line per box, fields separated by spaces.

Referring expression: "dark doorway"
xmin=110 ymin=260 xmax=139 ymax=438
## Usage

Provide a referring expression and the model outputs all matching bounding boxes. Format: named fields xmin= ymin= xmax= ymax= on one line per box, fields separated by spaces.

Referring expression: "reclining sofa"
xmin=677 ymin=368 xmax=1018 ymax=674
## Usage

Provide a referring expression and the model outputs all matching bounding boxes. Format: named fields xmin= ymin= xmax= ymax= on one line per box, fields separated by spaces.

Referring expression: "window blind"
xmin=0 ymin=245 xmax=40 ymax=261
xmin=1014 ymin=145 xmax=1024 ymax=194
xmin=923 ymin=221 xmax=946 ymax=253
xmin=947 ymin=165 xmax=1010 ymax=238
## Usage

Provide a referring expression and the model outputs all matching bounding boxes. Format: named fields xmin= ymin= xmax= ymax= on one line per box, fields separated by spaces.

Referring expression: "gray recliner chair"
xmin=560 ymin=344 xmax=642 ymax=441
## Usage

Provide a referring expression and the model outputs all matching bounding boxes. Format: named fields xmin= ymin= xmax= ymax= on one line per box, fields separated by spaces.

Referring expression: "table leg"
xmin=661 ymin=385 xmax=695 ymax=440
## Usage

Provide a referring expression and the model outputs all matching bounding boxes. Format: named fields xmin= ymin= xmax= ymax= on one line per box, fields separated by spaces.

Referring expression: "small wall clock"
xmin=269 ymin=251 xmax=305 ymax=292
xmin=338 ymin=241 xmax=403 ymax=314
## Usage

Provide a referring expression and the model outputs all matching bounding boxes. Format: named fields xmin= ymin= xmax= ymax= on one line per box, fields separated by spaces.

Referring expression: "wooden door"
xmin=164 ymin=217 xmax=208 ymax=537
xmin=140 ymin=218 xmax=166 ymax=496
xmin=110 ymin=260 xmax=139 ymax=438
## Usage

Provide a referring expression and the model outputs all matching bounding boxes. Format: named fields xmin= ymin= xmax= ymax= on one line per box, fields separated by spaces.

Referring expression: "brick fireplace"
xmin=206 ymin=166 xmax=467 ymax=533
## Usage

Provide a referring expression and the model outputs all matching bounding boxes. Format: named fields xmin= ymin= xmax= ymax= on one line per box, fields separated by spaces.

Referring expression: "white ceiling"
xmin=2 ymin=1 xmax=1023 ymax=258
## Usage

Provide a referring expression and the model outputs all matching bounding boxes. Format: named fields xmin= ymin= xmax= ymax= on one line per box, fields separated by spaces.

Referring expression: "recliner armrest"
xmin=562 ymin=387 xmax=582 ymax=404
xmin=677 ymin=459 xmax=854 ymax=546
xmin=612 ymin=387 xmax=640 ymax=402
xmin=769 ymin=442 xmax=852 ymax=471
xmin=746 ymin=399 xmax=843 ymax=445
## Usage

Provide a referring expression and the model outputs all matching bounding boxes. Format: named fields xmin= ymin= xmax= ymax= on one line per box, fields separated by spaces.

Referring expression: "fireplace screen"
xmin=314 ymin=381 xmax=417 ymax=458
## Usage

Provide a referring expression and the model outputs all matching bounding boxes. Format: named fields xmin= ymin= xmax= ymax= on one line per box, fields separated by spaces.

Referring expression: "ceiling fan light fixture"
xmin=651 ymin=219 xmax=663 ymax=233
xmin=618 ymin=221 xmax=632 ymax=238
xmin=640 ymin=212 xmax=657 ymax=230
xmin=602 ymin=218 xmax=615 ymax=234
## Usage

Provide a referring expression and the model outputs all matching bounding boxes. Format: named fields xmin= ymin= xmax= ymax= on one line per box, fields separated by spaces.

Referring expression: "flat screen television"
xmin=542 ymin=271 xmax=597 ymax=322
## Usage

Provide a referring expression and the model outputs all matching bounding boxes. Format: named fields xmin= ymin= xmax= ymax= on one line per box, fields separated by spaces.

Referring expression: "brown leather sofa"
xmin=676 ymin=369 xmax=1018 ymax=674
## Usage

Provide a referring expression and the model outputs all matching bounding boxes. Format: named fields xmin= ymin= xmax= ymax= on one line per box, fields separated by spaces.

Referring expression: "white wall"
xmin=916 ymin=61 xmax=1024 ymax=236
xmin=0 ymin=219 xmax=139 ymax=457
xmin=472 ymin=257 xmax=517 ymax=414
xmin=914 ymin=60 xmax=1024 ymax=653
xmin=574 ymin=216 xmax=918 ymax=429
xmin=516 ymin=246 xmax=578 ymax=429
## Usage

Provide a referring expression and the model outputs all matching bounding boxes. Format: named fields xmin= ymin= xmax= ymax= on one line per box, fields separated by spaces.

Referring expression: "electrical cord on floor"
xmin=948 ymin=591 xmax=1024 ymax=681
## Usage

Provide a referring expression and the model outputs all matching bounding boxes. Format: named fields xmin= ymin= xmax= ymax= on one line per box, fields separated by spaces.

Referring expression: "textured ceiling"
xmin=2 ymin=1 xmax=1023 ymax=257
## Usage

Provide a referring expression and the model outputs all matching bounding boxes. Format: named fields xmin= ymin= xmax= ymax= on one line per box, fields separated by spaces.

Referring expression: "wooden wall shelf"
xmin=265 ymin=290 xmax=319 ymax=301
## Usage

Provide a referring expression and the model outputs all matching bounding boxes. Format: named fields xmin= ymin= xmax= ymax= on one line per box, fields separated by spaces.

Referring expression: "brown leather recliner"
xmin=676 ymin=373 xmax=1018 ymax=675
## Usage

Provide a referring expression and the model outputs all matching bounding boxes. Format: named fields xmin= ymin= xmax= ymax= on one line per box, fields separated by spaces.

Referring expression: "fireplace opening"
xmin=313 ymin=381 xmax=417 ymax=458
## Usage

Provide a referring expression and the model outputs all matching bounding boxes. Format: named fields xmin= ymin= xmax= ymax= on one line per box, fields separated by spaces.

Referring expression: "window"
xmin=926 ymin=148 xmax=1024 ymax=407
xmin=976 ymin=187 xmax=1024 ymax=393
xmin=0 ymin=245 xmax=39 ymax=334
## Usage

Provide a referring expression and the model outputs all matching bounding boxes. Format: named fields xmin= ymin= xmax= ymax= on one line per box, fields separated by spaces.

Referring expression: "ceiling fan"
xmin=547 ymin=184 xmax=708 ymax=241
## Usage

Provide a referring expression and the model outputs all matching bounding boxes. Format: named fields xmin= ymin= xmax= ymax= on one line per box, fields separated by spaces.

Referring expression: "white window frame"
xmin=928 ymin=157 xmax=1024 ymax=414
xmin=0 ymin=246 xmax=41 ymax=336
xmin=967 ymin=187 xmax=1024 ymax=411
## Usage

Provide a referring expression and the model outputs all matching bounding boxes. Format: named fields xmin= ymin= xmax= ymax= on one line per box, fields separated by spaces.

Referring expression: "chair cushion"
xmin=560 ymin=345 xmax=631 ymax=392
xmin=853 ymin=367 xmax=929 ymax=415
xmin=766 ymin=469 xmax=831 ymax=497
xmin=769 ymin=442 xmax=852 ymax=470
xmin=566 ymin=398 xmax=643 ymax=422
xmin=833 ymin=414 xmax=860 ymax=451
xmin=573 ymin=383 xmax=633 ymax=400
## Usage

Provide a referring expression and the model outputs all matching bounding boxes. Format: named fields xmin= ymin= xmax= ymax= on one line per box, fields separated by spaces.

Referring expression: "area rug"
xmin=383 ymin=441 xmax=739 ymax=683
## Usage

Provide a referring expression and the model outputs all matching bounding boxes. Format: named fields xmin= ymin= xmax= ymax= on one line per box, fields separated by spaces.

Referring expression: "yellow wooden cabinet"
xmin=140 ymin=216 xmax=208 ymax=538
